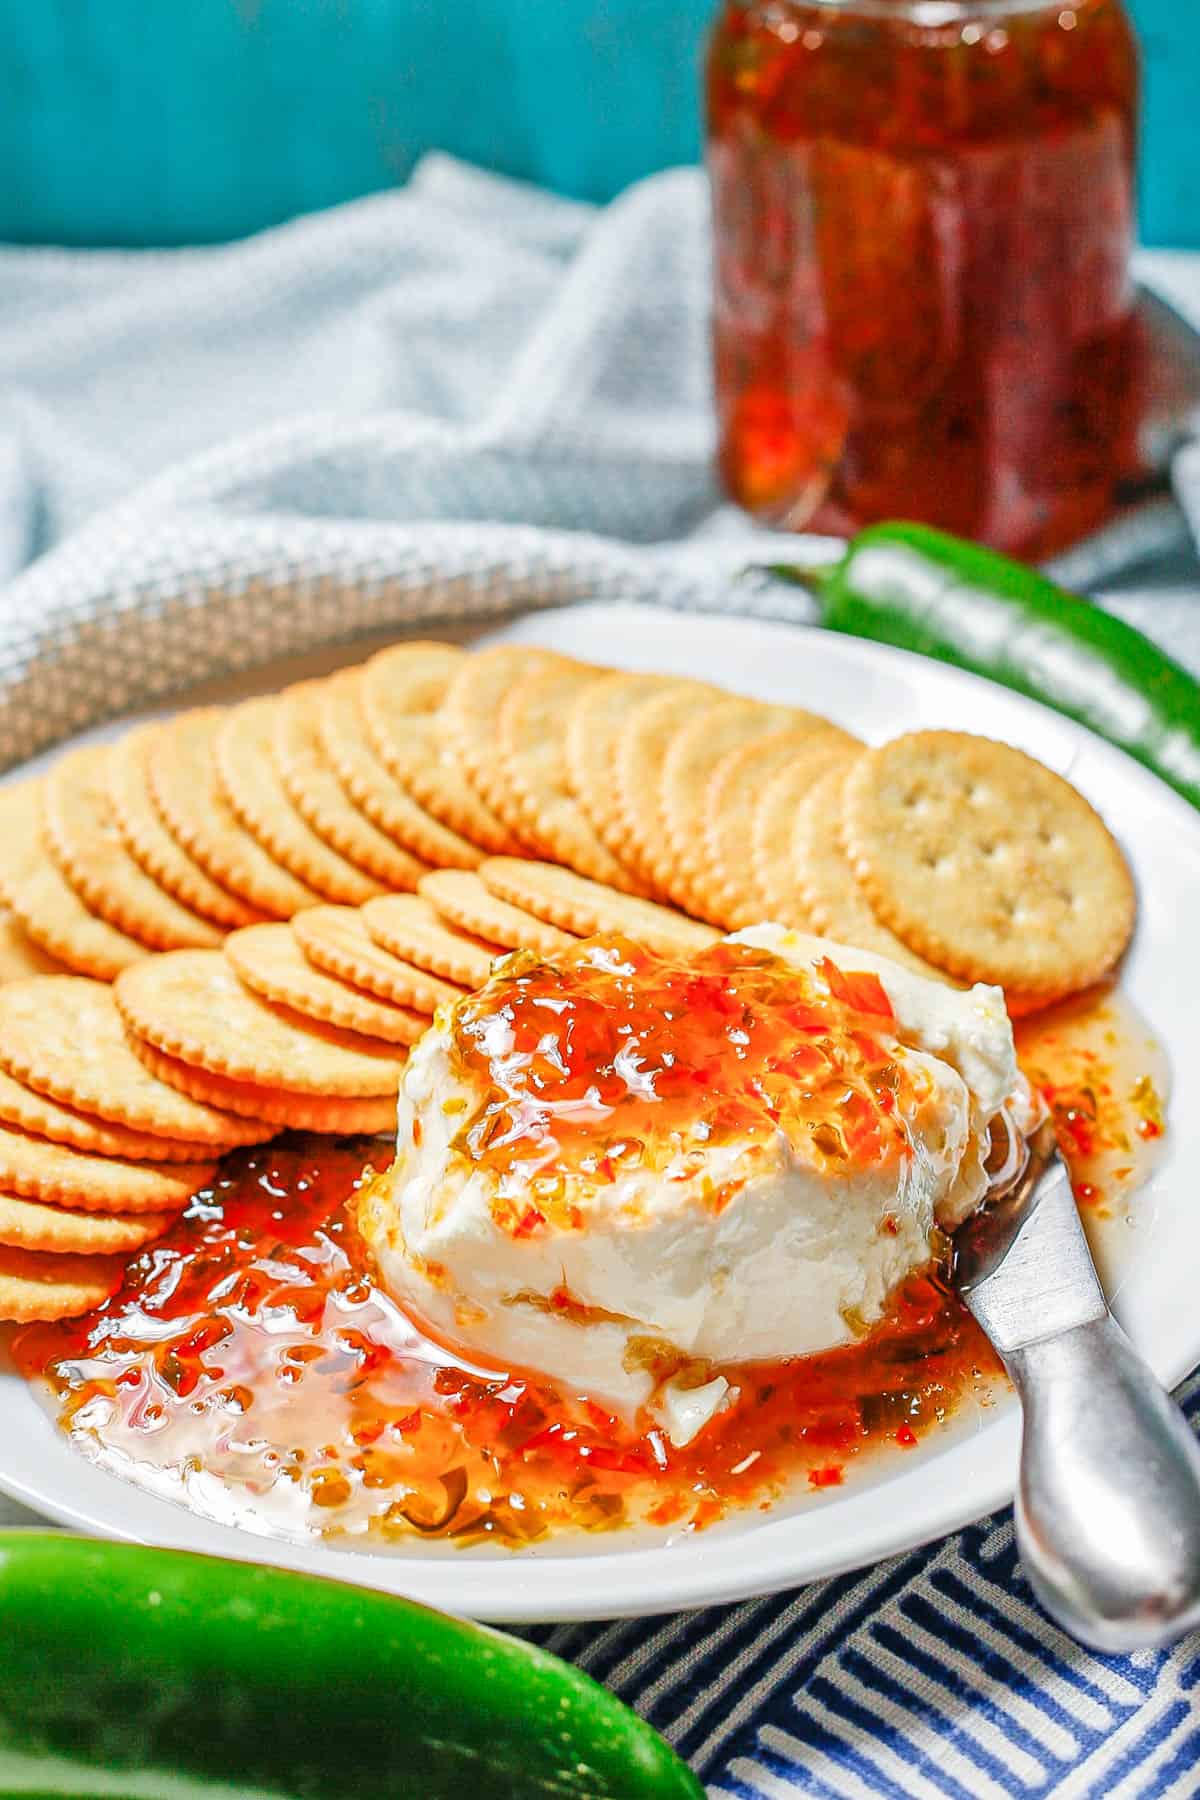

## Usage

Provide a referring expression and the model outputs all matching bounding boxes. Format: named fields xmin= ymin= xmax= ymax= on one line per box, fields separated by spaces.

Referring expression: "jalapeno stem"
xmin=763 ymin=561 xmax=829 ymax=595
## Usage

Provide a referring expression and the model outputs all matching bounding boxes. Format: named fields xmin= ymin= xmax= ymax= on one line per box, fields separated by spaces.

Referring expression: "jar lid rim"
xmin=763 ymin=0 xmax=1095 ymax=19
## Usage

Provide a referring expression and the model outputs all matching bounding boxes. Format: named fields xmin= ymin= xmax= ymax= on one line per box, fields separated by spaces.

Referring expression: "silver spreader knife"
xmin=954 ymin=1117 xmax=1200 ymax=1651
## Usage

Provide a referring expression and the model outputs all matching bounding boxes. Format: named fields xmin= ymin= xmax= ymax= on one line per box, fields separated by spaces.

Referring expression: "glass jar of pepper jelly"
xmin=707 ymin=0 xmax=1141 ymax=557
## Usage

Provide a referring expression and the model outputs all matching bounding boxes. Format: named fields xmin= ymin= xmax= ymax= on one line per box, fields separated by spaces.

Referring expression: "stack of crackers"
xmin=0 ymin=641 xmax=1135 ymax=1320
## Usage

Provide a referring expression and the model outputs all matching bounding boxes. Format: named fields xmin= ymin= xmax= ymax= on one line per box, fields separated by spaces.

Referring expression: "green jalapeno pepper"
xmin=0 ymin=1532 xmax=703 ymax=1799
xmin=774 ymin=522 xmax=1200 ymax=812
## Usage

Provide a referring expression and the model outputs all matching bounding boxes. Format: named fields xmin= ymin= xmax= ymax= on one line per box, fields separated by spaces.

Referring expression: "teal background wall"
xmin=0 ymin=0 xmax=1194 ymax=249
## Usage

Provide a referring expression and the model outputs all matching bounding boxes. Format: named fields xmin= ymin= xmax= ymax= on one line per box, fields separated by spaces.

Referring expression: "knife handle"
xmin=1006 ymin=1314 xmax=1200 ymax=1652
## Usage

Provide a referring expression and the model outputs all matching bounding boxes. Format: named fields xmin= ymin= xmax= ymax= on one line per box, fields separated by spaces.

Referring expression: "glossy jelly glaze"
xmin=15 ymin=986 xmax=1164 ymax=1551
xmin=443 ymin=939 xmax=920 ymax=1237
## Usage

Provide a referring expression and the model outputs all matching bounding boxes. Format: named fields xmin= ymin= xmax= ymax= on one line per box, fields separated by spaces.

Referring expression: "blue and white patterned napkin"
xmin=1 ymin=155 xmax=1199 ymax=1797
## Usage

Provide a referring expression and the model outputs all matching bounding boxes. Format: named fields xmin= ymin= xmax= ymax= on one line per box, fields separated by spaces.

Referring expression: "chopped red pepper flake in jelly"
xmin=808 ymin=1466 xmax=845 ymax=1491
xmin=449 ymin=938 xmax=910 ymax=1237
xmin=13 ymin=1136 xmax=999 ymax=1549
xmin=1130 ymin=1075 xmax=1165 ymax=1141
xmin=11 ymin=987 xmax=1164 ymax=1550
xmin=816 ymin=959 xmax=893 ymax=1021
xmin=1015 ymin=990 xmax=1168 ymax=1216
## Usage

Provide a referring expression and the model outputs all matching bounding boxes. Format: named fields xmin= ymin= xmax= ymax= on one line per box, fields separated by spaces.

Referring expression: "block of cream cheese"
xmin=360 ymin=926 xmax=1028 ymax=1445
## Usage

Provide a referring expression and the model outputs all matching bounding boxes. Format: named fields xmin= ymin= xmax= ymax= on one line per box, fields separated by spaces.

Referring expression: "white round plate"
xmin=1 ymin=600 xmax=1197 ymax=1623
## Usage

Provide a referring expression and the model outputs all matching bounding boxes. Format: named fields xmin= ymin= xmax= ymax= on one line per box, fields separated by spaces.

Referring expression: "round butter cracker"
xmin=496 ymin=663 xmax=642 ymax=890
xmin=841 ymin=731 xmax=1136 ymax=996
xmin=750 ymin=740 xmax=861 ymax=929
xmin=438 ymin=645 xmax=566 ymax=830
xmin=362 ymin=894 xmax=498 ymax=989
xmin=360 ymin=643 xmax=517 ymax=855
xmin=292 ymin=906 xmax=463 ymax=1013
xmin=226 ymin=922 xmax=427 ymax=1045
xmin=0 ymin=1192 xmax=176 ymax=1257
xmin=610 ymin=683 xmax=724 ymax=898
xmin=0 ymin=783 xmax=148 ymax=979
xmin=317 ymin=670 xmax=482 ymax=871
xmin=131 ymin=1039 xmax=399 ymax=1134
xmin=215 ymin=697 xmax=382 ymax=906
xmin=0 ymin=908 xmax=69 ymax=982
xmin=563 ymin=671 xmax=688 ymax=865
xmin=107 ymin=724 xmax=263 ymax=930
xmin=418 ymin=869 xmax=577 ymax=957
xmin=149 ymin=709 xmax=321 ymax=920
xmin=0 ymin=975 xmax=276 ymax=1146
xmin=0 ymin=1246 xmax=125 ymax=1322
xmin=116 ymin=950 xmax=405 ymax=1096
xmin=43 ymin=745 xmax=222 ymax=951
xmin=792 ymin=764 xmax=950 ymax=980
xmin=479 ymin=859 xmax=719 ymax=958
xmin=0 ymin=1124 xmax=211 ymax=1214
xmin=0 ymin=1063 xmax=216 ymax=1164
xmin=700 ymin=727 xmax=857 ymax=929
xmin=274 ymin=684 xmax=428 ymax=892
xmin=654 ymin=698 xmax=800 ymax=914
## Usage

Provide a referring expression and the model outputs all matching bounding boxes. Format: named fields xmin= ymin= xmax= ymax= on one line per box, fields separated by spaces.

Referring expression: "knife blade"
xmin=952 ymin=1117 xmax=1200 ymax=1652
xmin=954 ymin=1117 xmax=1106 ymax=1355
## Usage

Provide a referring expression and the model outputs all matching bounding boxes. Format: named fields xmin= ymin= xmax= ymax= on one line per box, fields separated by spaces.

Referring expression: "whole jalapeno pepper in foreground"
xmin=0 ymin=1532 xmax=703 ymax=1800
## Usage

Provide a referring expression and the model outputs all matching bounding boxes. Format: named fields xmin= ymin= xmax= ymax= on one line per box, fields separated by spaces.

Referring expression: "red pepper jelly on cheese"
xmin=445 ymin=939 xmax=921 ymax=1236
xmin=13 ymin=959 xmax=1163 ymax=1550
